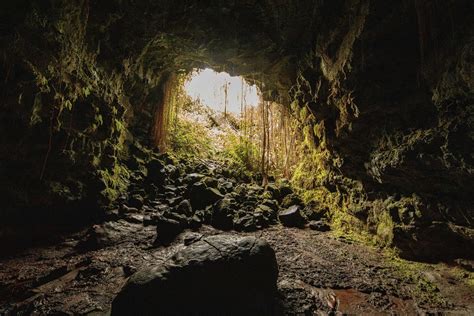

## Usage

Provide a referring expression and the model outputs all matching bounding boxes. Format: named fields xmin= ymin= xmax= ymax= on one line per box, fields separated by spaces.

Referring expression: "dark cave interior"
xmin=0 ymin=0 xmax=473 ymax=314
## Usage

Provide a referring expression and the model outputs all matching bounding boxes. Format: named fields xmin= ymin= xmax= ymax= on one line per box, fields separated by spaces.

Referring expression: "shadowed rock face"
xmin=0 ymin=0 xmax=472 ymax=260
xmin=111 ymin=235 xmax=279 ymax=315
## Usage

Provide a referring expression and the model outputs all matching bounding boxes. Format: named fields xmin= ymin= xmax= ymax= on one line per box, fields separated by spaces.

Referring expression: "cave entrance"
xmin=184 ymin=68 xmax=260 ymax=115
xmin=158 ymin=68 xmax=301 ymax=182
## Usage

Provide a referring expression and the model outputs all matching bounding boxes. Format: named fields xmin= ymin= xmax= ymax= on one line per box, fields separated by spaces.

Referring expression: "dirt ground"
xmin=1 ymin=220 xmax=473 ymax=315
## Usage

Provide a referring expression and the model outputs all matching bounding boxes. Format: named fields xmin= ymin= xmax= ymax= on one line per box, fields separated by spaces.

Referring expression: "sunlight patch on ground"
xmin=184 ymin=68 xmax=260 ymax=114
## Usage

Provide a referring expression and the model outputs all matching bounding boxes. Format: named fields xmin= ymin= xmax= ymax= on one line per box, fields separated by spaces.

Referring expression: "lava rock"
xmin=164 ymin=164 xmax=179 ymax=178
xmin=279 ymin=205 xmax=306 ymax=227
xmin=182 ymin=232 xmax=203 ymax=245
xmin=79 ymin=220 xmax=142 ymax=249
xmin=212 ymin=197 xmax=236 ymax=230
xmin=189 ymin=182 xmax=224 ymax=210
xmin=127 ymin=194 xmax=144 ymax=209
xmin=281 ymin=193 xmax=303 ymax=208
xmin=309 ymin=220 xmax=331 ymax=232
xmin=184 ymin=172 xmax=205 ymax=184
xmin=234 ymin=214 xmax=257 ymax=232
xmin=203 ymin=176 xmax=218 ymax=188
xmin=176 ymin=199 xmax=193 ymax=216
xmin=219 ymin=180 xmax=234 ymax=192
xmin=278 ymin=184 xmax=293 ymax=200
xmin=147 ymin=158 xmax=165 ymax=183
xmin=111 ymin=235 xmax=278 ymax=315
xmin=155 ymin=215 xmax=184 ymax=245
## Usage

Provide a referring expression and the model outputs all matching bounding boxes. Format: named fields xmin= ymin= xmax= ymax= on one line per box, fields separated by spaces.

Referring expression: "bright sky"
xmin=184 ymin=68 xmax=260 ymax=114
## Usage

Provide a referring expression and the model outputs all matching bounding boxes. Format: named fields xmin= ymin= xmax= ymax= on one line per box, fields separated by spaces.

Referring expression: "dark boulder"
xmin=111 ymin=235 xmax=278 ymax=315
xmin=309 ymin=220 xmax=331 ymax=232
xmin=202 ymin=176 xmax=218 ymax=188
xmin=164 ymin=164 xmax=180 ymax=179
xmin=211 ymin=197 xmax=236 ymax=230
xmin=155 ymin=213 xmax=186 ymax=245
xmin=146 ymin=158 xmax=165 ymax=182
xmin=189 ymin=182 xmax=223 ymax=210
xmin=183 ymin=172 xmax=205 ymax=184
xmin=234 ymin=214 xmax=258 ymax=232
xmin=176 ymin=199 xmax=193 ymax=216
xmin=127 ymin=194 xmax=144 ymax=209
xmin=278 ymin=205 xmax=306 ymax=227
xmin=278 ymin=184 xmax=293 ymax=200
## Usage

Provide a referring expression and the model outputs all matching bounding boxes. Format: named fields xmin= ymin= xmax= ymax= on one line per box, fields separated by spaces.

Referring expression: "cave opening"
xmin=156 ymin=68 xmax=302 ymax=184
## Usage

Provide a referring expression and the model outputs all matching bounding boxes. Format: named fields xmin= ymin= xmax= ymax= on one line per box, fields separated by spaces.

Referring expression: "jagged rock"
xmin=127 ymin=195 xmax=144 ymax=209
xmin=189 ymin=182 xmax=224 ymax=210
xmin=262 ymin=199 xmax=279 ymax=212
xmin=164 ymin=164 xmax=179 ymax=178
xmin=155 ymin=214 xmax=185 ymax=244
xmin=302 ymin=202 xmax=327 ymax=221
xmin=147 ymin=158 xmax=165 ymax=182
xmin=211 ymin=197 xmax=236 ymax=230
xmin=184 ymin=173 xmax=205 ymax=184
xmin=166 ymin=196 xmax=182 ymax=206
xmin=176 ymin=199 xmax=193 ymax=216
xmin=309 ymin=220 xmax=330 ymax=232
xmin=164 ymin=185 xmax=178 ymax=192
xmin=234 ymin=214 xmax=258 ymax=232
xmin=111 ymin=235 xmax=278 ymax=315
xmin=182 ymin=232 xmax=203 ymax=245
xmin=279 ymin=205 xmax=306 ymax=227
xmin=247 ymin=183 xmax=264 ymax=195
xmin=120 ymin=205 xmax=139 ymax=214
xmin=281 ymin=193 xmax=303 ymax=208
xmin=278 ymin=184 xmax=293 ymax=200
xmin=219 ymin=180 xmax=234 ymax=192
xmin=189 ymin=214 xmax=203 ymax=230
xmin=256 ymin=204 xmax=278 ymax=223
xmin=203 ymin=176 xmax=218 ymax=188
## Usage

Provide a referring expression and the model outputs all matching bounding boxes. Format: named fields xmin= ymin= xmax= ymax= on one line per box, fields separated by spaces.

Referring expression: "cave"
xmin=0 ymin=0 xmax=473 ymax=314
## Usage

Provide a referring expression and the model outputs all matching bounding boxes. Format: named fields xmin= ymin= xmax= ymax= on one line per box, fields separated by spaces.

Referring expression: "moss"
xmin=97 ymin=162 xmax=131 ymax=203
xmin=386 ymin=256 xmax=449 ymax=307
xmin=375 ymin=211 xmax=394 ymax=246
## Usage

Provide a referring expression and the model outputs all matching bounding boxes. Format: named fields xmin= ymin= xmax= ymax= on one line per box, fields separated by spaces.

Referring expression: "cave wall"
xmin=0 ymin=0 xmax=472 ymax=259
xmin=291 ymin=0 xmax=474 ymax=260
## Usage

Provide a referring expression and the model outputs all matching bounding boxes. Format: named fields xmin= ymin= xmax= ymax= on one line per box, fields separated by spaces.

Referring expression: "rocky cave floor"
xmin=1 ymin=159 xmax=473 ymax=315
xmin=2 ymin=224 xmax=474 ymax=315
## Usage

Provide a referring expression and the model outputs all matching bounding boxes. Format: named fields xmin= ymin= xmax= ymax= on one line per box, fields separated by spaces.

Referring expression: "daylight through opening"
xmin=159 ymin=68 xmax=303 ymax=183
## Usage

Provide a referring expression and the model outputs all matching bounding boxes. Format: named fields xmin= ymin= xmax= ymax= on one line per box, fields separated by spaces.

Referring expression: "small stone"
xmin=309 ymin=220 xmax=330 ymax=232
xmin=182 ymin=232 xmax=203 ymax=245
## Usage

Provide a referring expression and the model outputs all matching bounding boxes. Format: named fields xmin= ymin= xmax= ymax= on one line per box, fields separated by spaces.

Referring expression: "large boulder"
xmin=111 ymin=235 xmax=279 ymax=315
